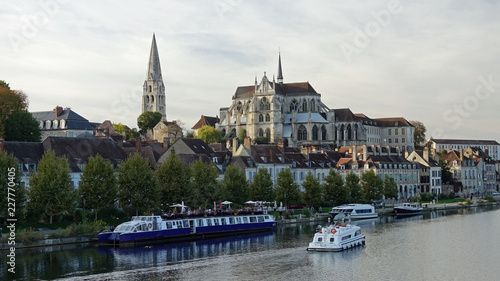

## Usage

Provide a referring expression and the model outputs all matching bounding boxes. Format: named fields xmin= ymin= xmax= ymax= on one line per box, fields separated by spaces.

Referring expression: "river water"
xmin=2 ymin=206 xmax=500 ymax=281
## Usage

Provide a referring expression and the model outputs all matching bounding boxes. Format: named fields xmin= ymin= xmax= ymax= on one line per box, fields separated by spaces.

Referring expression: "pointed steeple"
xmin=277 ymin=50 xmax=283 ymax=85
xmin=147 ymin=33 xmax=162 ymax=81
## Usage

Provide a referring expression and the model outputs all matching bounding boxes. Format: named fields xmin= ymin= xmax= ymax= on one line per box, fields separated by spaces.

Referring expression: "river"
xmin=2 ymin=206 xmax=500 ymax=280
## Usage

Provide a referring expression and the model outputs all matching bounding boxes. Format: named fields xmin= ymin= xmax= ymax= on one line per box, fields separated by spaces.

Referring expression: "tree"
xmin=322 ymin=169 xmax=347 ymax=206
xmin=345 ymin=172 xmax=362 ymax=203
xmin=0 ymin=150 xmax=26 ymax=222
xmin=219 ymin=165 xmax=249 ymax=206
xmin=189 ymin=158 xmax=219 ymax=208
xmin=361 ymin=170 xmax=383 ymax=201
xmin=5 ymin=110 xmax=41 ymax=142
xmin=302 ymin=172 xmax=322 ymax=207
xmin=383 ymin=175 xmax=398 ymax=199
xmin=79 ymin=154 xmax=117 ymax=221
xmin=410 ymin=120 xmax=426 ymax=150
xmin=275 ymin=169 xmax=301 ymax=206
xmin=156 ymin=153 xmax=190 ymax=206
xmin=250 ymin=168 xmax=274 ymax=202
xmin=117 ymin=153 xmax=159 ymax=216
xmin=238 ymin=129 xmax=246 ymax=142
xmin=28 ymin=151 xmax=74 ymax=224
xmin=0 ymin=82 xmax=28 ymax=137
xmin=439 ymin=159 xmax=453 ymax=184
xmin=196 ymin=125 xmax=222 ymax=144
xmin=137 ymin=111 xmax=162 ymax=135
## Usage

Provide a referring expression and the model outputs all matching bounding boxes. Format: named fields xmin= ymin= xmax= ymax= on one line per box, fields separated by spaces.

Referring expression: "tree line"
xmin=1 ymin=149 xmax=399 ymax=224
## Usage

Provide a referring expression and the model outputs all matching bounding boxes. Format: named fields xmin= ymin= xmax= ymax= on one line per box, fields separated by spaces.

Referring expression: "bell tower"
xmin=142 ymin=33 xmax=166 ymax=120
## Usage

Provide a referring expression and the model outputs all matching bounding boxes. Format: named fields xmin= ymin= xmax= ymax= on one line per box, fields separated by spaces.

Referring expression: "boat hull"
xmin=307 ymin=234 xmax=365 ymax=252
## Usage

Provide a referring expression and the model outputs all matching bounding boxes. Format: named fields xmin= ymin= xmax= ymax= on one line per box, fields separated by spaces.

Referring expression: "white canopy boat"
xmin=306 ymin=221 xmax=365 ymax=252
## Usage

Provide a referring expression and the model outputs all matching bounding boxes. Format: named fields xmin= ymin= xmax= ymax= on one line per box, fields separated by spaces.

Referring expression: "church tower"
xmin=142 ymin=33 xmax=166 ymax=120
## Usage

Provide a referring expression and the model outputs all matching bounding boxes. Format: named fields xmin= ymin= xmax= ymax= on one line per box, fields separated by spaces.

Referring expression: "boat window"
xmin=141 ymin=217 xmax=147 ymax=221
xmin=125 ymin=226 xmax=134 ymax=232
xmin=133 ymin=227 xmax=137 ymax=232
xmin=132 ymin=216 xmax=138 ymax=221
xmin=137 ymin=225 xmax=142 ymax=231
xmin=265 ymin=216 xmax=269 ymax=220
xmin=206 ymin=219 xmax=212 ymax=226
xmin=346 ymin=209 xmax=353 ymax=213
xmin=330 ymin=238 xmax=334 ymax=242
xmin=250 ymin=217 xmax=256 ymax=223
xmin=243 ymin=217 xmax=249 ymax=223
xmin=176 ymin=221 xmax=183 ymax=228
xmin=229 ymin=217 xmax=235 ymax=224
xmin=183 ymin=221 xmax=189 ymax=228
xmin=355 ymin=230 xmax=361 ymax=236
xmin=221 ymin=218 xmax=227 ymax=225
xmin=318 ymin=237 xmax=323 ymax=242
xmin=236 ymin=217 xmax=242 ymax=224
xmin=166 ymin=222 xmax=173 ymax=229
xmin=342 ymin=235 xmax=352 ymax=241
xmin=257 ymin=216 xmax=264 ymax=222
xmin=197 ymin=219 xmax=204 ymax=226
xmin=214 ymin=219 xmax=220 ymax=226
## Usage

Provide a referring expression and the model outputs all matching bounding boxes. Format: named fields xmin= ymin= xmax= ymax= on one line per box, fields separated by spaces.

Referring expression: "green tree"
xmin=156 ymin=153 xmax=190 ymax=206
xmin=275 ymin=169 xmax=301 ymax=206
xmin=383 ymin=175 xmax=398 ymax=199
xmin=113 ymin=123 xmax=127 ymax=135
xmin=439 ymin=159 xmax=453 ymax=184
xmin=345 ymin=172 xmax=362 ymax=203
xmin=361 ymin=170 xmax=383 ymax=201
xmin=5 ymin=110 xmax=41 ymax=142
xmin=322 ymin=169 xmax=347 ymax=206
xmin=219 ymin=165 xmax=249 ymax=206
xmin=0 ymin=150 xmax=26 ymax=222
xmin=79 ymin=154 xmax=117 ymax=221
xmin=250 ymin=168 xmax=274 ymax=202
xmin=28 ymin=151 xmax=74 ymax=224
xmin=0 ymin=83 xmax=28 ymax=137
xmin=185 ymin=131 xmax=195 ymax=138
xmin=302 ymin=172 xmax=322 ymax=206
xmin=238 ymin=129 xmax=246 ymax=142
xmin=137 ymin=111 xmax=162 ymax=135
xmin=117 ymin=153 xmax=159 ymax=216
xmin=196 ymin=125 xmax=222 ymax=144
xmin=189 ymin=158 xmax=219 ymax=208
xmin=410 ymin=120 xmax=426 ymax=150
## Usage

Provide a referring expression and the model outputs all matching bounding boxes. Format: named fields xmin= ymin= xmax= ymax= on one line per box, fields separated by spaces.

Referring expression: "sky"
xmin=1 ymin=0 xmax=500 ymax=142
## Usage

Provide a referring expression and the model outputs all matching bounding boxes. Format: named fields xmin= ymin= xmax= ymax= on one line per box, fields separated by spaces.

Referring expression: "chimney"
xmin=363 ymin=145 xmax=367 ymax=162
xmin=405 ymin=150 xmax=409 ymax=158
xmin=232 ymin=137 xmax=239 ymax=155
xmin=55 ymin=106 xmax=63 ymax=117
xmin=460 ymin=148 xmax=463 ymax=161
xmin=352 ymin=145 xmax=357 ymax=161
xmin=301 ymin=147 xmax=309 ymax=159
xmin=377 ymin=144 xmax=381 ymax=155
xmin=269 ymin=149 xmax=274 ymax=162
xmin=244 ymin=137 xmax=252 ymax=150
xmin=163 ymin=137 xmax=170 ymax=151
xmin=423 ymin=147 xmax=429 ymax=162
xmin=396 ymin=145 xmax=400 ymax=156
xmin=0 ymin=138 xmax=3 ymax=152
xmin=135 ymin=137 xmax=141 ymax=151
xmin=226 ymin=139 xmax=231 ymax=150
xmin=386 ymin=145 xmax=391 ymax=156
xmin=277 ymin=141 xmax=284 ymax=149
xmin=485 ymin=147 xmax=489 ymax=156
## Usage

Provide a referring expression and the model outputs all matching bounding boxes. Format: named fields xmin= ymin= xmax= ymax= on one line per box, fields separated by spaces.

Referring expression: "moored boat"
xmin=328 ymin=204 xmax=378 ymax=220
xmin=98 ymin=214 xmax=277 ymax=246
xmin=306 ymin=222 xmax=365 ymax=252
xmin=394 ymin=203 xmax=423 ymax=217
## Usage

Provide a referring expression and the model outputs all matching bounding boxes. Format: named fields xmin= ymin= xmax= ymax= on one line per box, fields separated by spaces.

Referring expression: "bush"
xmin=448 ymin=192 xmax=455 ymax=200
xmin=1 ymin=229 xmax=44 ymax=245
xmin=484 ymin=196 xmax=496 ymax=203
xmin=301 ymin=207 xmax=312 ymax=218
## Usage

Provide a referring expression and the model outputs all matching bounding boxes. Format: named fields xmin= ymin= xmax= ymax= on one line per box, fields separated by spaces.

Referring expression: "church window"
xmin=290 ymin=99 xmax=298 ymax=112
xmin=151 ymin=95 xmax=154 ymax=103
xmin=310 ymin=99 xmax=315 ymax=112
xmin=260 ymin=97 xmax=270 ymax=110
xmin=265 ymin=128 xmax=270 ymax=138
xmin=312 ymin=125 xmax=318 ymax=140
xmin=347 ymin=124 xmax=352 ymax=140
xmin=237 ymin=102 xmax=242 ymax=112
xmin=146 ymin=96 xmax=149 ymax=103
xmin=321 ymin=125 xmax=327 ymax=140
xmin=302 ymin=99 xmax=307 ymax=112
xmin=298 ymin=125 xmax=307 ymax=141
xmin=259 ymin=114 xmax=264 ymax=122
xmin=149 ymin=85 xmax=152 ymax=92
xmin=265 ymin=114 xmax=270 ymax=122
xmin=258 ymin=128 xmax=264 ymax=137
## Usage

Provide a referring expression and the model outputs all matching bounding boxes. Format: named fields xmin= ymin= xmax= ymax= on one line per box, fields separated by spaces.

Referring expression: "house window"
xmin=388 ymin=129 xmax=392 ymax=135
xmin=395 ymin=128 xmax=398 ymax=135
xmin=402 ymin=128 xmax=406 ymax=135
xmin=395 ymin=138 xmax=398 ymax=143
xmin=402 ymin=138 xmax=406 ymax=143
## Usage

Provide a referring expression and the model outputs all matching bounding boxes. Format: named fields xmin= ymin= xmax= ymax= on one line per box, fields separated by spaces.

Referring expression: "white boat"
xmin=306 ymin=223 xmax=365 ymax=252
xmin=328 ymin=204 xmax=378 ymax=220
xmin=394 ymin=203 xmax=423 ymax=217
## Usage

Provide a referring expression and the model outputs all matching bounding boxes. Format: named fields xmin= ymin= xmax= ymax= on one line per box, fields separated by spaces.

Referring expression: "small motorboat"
xmin=328 ymin=204 xmax=378 ymax=220
xmin=394 ymin=203 xmax=423 ymax=217
xmin=306 ymin=221 xmax=365 ymax=252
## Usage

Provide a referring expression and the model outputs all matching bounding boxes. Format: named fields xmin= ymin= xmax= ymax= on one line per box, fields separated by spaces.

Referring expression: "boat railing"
xmin=160 ymin=210 xmax=265 ymax=220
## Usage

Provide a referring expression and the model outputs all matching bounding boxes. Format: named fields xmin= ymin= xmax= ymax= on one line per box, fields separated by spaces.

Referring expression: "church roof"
xmin=233 ymin=82 xmax=317 ymax=99
xmin=334 ymin=108 xmax=359 ymax=122
xmin=431 ymin=138 xmax=499 ymax=146
xmin=146 ymin=33 xmax=162 ymax=81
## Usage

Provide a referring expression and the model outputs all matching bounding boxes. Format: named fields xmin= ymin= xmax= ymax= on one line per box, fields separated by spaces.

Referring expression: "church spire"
xmin=147 ymin=33 xmax=162 ymax=81
xmin=277 ymin=50 xmax=283 ymax=85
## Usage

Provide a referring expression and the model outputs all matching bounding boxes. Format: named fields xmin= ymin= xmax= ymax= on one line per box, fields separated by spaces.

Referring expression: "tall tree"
xmin=0 ymin=150 xmax=26 ymax=221
xmin=137 ymin=111 xmax=162 ymax=135
xmin=345 ymin=172 xmax=362 ymax=203
xmin=156 ymin=152 xmax=190 ymax=206
xmin=79 ymin=154 xmax=117 ymax=220
xmin=410 ymin=120 xmax=426 ymax=150
xmin=5 ymin=110 xmax=41 ymax=142
xmin=189 ymin=158 xmax=219 ymax=208
xmin=383 ymin=175 xmax=398 ymax=199
xmin=117 ymin=153 xmax=159 ymax=216
xmin=250 ymin=167 xmax=274 ymax=202
xmin=275 ymin=168 xmax=301 ymax=206
xmin=439 ymin=159 xmax=453 ymax=184
xmin=219 ymin=165 xmax=249 ymax=206
xmin=322 ymin=169 xmax=347 ymax=206
xmin=0 ymin=82 xmax=28 ymax=137
xmin=302 ymin=172 xmax=322 ymax=207
xmin=196 ymin=125 xmax=222 ymax=144
xmin=361 ymin=170 xmax=383 ymax=201
xmin=28 ymin=151 xmax=74 ymax=224
xmin=238 ymin=129 xmax=246 ymax=142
